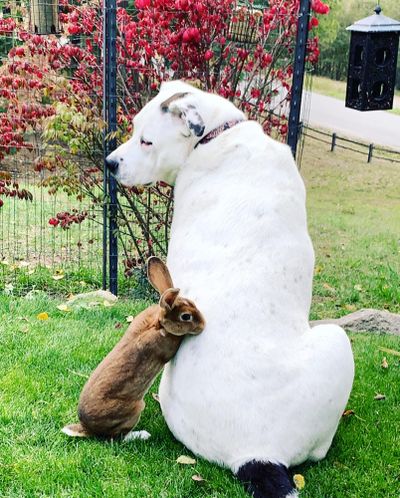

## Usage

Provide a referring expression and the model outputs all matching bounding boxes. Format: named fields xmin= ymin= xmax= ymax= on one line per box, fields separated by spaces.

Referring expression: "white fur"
xmin=123 ymin=430 xmax=151 ymax=442
xmin=61 ymin=426 xmax=85 ymax=437
xmin=107 ymin=81 xmax=354 ymax=471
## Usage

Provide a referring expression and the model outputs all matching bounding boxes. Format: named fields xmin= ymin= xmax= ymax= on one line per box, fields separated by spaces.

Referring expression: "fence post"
xmin=330 ymin=132 xmax=336 ymax=152
xmin=103 ymin=0 xmax=118 ymax=295
xmin=368 ymin=143 xmax=374 ymax=163
xmin=287 ymin=0 xmax=311 ymax=159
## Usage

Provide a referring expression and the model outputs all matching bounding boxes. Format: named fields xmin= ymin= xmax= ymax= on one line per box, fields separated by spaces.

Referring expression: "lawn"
xmin=1 ymin=140 xmax=400 ymax=497
xmin=303 ymin=139 xmax=400 ymax=319
xmin=0 ymin=295 xmax=399 ymax=498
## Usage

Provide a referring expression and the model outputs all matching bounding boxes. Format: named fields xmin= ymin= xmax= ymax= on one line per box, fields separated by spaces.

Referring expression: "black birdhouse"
xmin=345 ymin=6 xmax=400 ymax=111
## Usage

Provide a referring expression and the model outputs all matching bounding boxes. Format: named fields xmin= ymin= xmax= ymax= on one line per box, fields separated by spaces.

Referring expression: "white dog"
xmin=107 ymin=81 xmax=354 ymax=498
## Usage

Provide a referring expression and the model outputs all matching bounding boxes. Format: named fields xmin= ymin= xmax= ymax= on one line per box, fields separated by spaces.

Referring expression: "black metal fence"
xmin=303 ymin=125 xmax=400 ymax=164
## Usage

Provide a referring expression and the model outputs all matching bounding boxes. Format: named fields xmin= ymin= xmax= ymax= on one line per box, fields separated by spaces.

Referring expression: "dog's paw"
xmin=123 ymin=430 xmax=151 ymax=442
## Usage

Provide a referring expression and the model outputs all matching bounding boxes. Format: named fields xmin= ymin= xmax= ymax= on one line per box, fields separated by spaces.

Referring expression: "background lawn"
xmin=1 ymin=139 xmax=399 ymax=497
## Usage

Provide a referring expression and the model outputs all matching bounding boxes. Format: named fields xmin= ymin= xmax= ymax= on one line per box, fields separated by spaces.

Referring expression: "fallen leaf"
xmin=192 ymin=474 xmax=205 ymax=482
xmin=52 ymin=274 xmax=65 ymax=281
xmin=342 ymin=409 xmax=366 ymax=422
xmin=381 ymin=357 xmax=389 ymax=369
xmin=314 ymin=265 xmax=323 ymax=275
xmin=63 ymin=290 xmax=117 ymax=310
xmin=37 ymin=312 xmax=49 ymax=321
xmin=293 ymin=474 xmax=305 ymax=490
xmin=126 ymin=315 xmax=134 ymax=323
xmin=378 ymin=347 xmax=400 ymax=358
xmin=322 ymin=283 xmax=335 ymax=293
xmin=57 ymin=304 xmax=72 ymax=312
xmin=114 ymin=322 xmax=122 ymax=329
xmin=374 ymin=393 xmax=386 ymax=401
xmin=176 ymin=455 xmax=196 ymax=465
xmin=152 ymin=392 xmax=160 ymax=403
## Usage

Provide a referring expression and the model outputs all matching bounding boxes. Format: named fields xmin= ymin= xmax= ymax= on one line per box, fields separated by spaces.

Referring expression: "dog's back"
xmin=160 ymin=118 xmax=352 ymax=490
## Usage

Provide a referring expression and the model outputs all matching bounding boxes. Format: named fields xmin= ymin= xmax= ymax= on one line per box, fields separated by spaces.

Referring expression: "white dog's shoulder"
xmin=107 ymin=81 xmax=354 ymax=498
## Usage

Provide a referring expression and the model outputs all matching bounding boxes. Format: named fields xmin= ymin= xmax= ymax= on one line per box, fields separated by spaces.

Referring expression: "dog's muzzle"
xmin=106 ymin=158 xmax=119 ymax=173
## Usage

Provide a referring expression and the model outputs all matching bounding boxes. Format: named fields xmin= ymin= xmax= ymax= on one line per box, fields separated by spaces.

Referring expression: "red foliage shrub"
xmin=0 ymin=0 xmax=329 ymax=262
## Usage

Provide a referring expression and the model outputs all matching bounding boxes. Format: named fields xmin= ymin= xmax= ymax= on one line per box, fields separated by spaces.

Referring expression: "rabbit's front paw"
xmin=123 ymin=430 xmax=151 ymax=442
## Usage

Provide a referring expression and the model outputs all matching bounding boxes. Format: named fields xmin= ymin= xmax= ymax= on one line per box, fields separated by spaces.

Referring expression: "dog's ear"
xmin=147 ymin=256 xmax=174 ymax=294
xmin=160 ymin=92 xmax=205 ymax=138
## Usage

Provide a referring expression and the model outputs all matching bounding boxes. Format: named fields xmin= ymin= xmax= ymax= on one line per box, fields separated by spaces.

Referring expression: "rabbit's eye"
xmin=180 ymin=313 xmax=193 ymax=322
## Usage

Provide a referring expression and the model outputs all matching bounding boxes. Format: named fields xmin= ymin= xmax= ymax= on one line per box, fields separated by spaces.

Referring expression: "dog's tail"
xmin=236 ymin=460 xmax=299 ymax=498
xmin=61 ymin=422 xmax=91 ymax=438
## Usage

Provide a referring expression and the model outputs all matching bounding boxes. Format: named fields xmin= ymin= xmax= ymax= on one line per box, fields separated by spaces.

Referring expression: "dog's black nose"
xmin=106 ymin=158 xmax=119 ymax=172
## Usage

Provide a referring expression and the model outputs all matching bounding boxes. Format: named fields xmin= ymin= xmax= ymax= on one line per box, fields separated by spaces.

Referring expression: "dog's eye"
xmin=140 ymin=137 xmax=153 ymax=147
xmin=180 ymin=313 xmax=193 ymax=322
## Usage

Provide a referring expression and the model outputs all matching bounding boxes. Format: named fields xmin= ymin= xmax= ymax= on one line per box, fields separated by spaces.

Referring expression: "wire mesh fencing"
xmin=0 ymin=0 xmax=318 ymax=296
xmin=0 ymin=0 xmax=104 ymax=295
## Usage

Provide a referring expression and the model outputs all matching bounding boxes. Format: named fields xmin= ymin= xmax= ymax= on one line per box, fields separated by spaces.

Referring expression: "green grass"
xmin=0 ymin=183 xmax=166 ymax=297
xmin=0 ymin=294 xmax=399 ymax=497
xmin=0 ymin=295 xmax=248 ymax=498
xmin=303 ymin=139 xmax=400 ymax=319
xmin=312 ymin=75 xmax=400 ymax=115
xmin=1 ymin=139 xmax=400 ymax=496
xmin=312 ymin=76 xmax=347 ymax=100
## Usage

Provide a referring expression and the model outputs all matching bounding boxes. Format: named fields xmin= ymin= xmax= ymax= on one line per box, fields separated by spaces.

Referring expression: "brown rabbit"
xmin=62 ymin=256 xmax=205 ymax=441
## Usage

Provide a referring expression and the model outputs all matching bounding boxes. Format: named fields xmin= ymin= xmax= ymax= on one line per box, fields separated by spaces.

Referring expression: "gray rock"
xmin=310 ymin=309 xmax=400 ymax=335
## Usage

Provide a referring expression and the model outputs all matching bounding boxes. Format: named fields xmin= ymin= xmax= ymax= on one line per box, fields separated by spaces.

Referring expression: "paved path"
xmin=304 ymin=92 xmax=400 ymax=150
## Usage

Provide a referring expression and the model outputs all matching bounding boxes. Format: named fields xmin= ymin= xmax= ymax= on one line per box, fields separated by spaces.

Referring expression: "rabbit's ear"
xmin=147 ymin=257 xmax=174 ymax=294
xmin=160 ymin=288 xmax=180 ymax=310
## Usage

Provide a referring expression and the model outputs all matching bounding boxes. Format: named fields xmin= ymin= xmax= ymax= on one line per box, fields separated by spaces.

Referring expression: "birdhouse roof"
xmin=347 ymin=9 xmax=400 ymax=33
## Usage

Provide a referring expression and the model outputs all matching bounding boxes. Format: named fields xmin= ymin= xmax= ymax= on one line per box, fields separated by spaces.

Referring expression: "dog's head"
xmin=106 ymin=81 xmax=206 ymax=187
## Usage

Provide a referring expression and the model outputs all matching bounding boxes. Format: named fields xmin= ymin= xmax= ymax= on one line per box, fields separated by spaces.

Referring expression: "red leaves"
xmin=136 ymin=0 xmax=151 ymax=8
xmin=204 ymin=50 xmax=213 ymax=61
xmin=311 ymin=0 xmax=329 ymax=15
xmin=0 ymin=0 xmax=329 ymax=263
xmin=0 ymin=17 xmax=16 ymax=35
xmin=50 ymin=210 xmax=89 ymax=230
xmin=49 ymin=218 xmax=60 ymax=227
xmin=0 ymin=180 xmax=33 ymax=203
xmin=309 ymin=17 xmax=319 ymax=29
xmin=182 ymin=27 xmax=201 ymax=44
